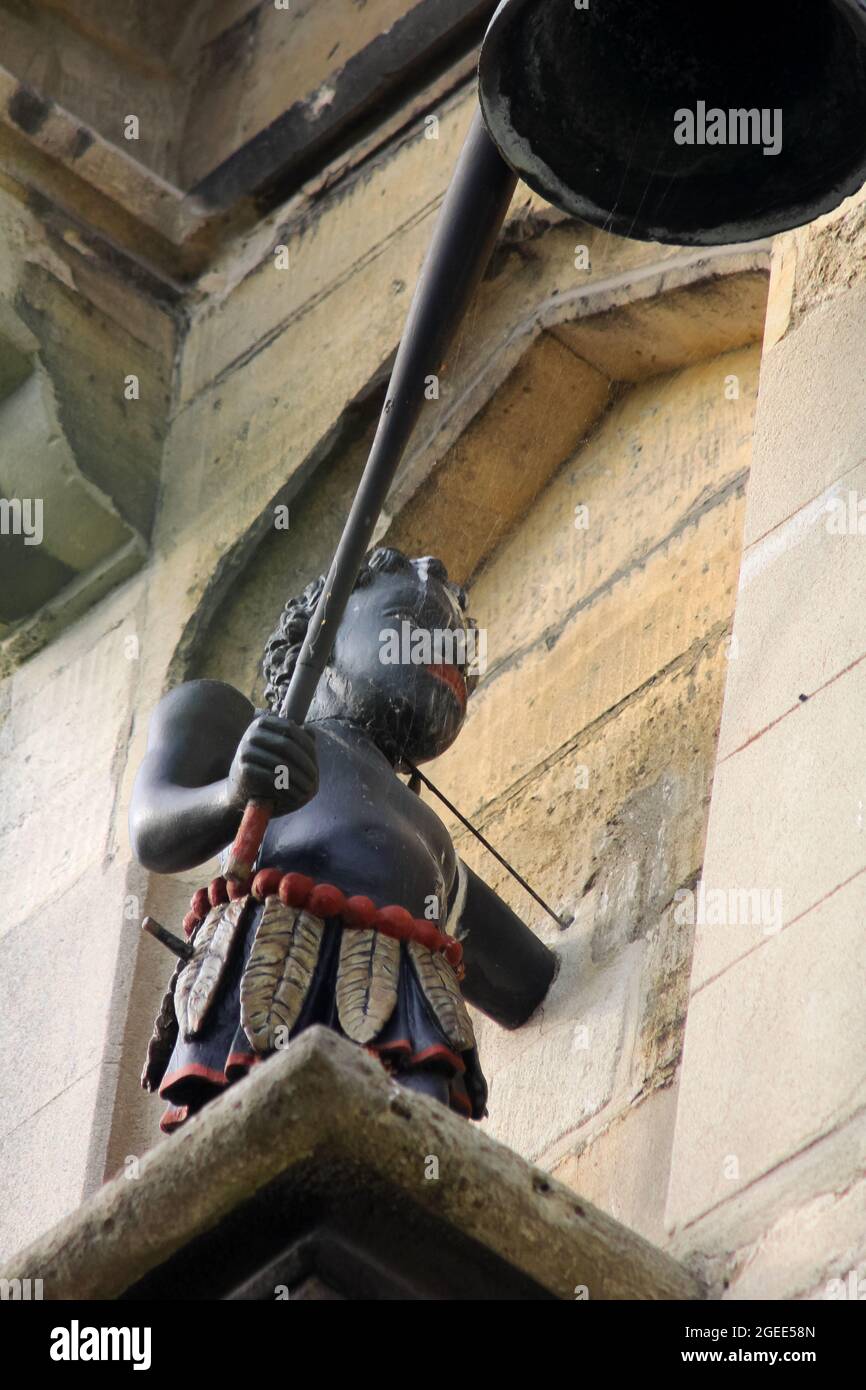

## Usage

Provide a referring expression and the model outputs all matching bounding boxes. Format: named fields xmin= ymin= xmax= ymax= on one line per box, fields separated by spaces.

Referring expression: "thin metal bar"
xmin=407 ymin=761 xmax=573 ymax=930
xmin=142 ymin=916 xmax=193 ymax=960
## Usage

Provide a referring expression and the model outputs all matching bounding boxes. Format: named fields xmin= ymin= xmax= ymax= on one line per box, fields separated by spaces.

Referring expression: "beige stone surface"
xmin=480 ymin=942 xmax=631 ymax=1163
xmin=20 ymin=266 xmax=171 ymax=538
xmin=0 ymin=578 xmax=143 ymax=927
xmin=177 ymin=90 xmax=481 ymax=406
xmin=398 ymin=347 xmax=758 ymax=1196
xmin=719 ymin=454 xmax=866 ymax=762
xmin=690 ymin=651 xmax=866 ymax=993
xmin=664 ymin=178 xmax=866 ymax=1298
xmin=437 ymin=490 xmax=743 ymax=818
xmin=0 ymin=573 xmax=150 ymax=1261
xmin=786 ymin=186 xmax=866 ymax=327
xmin=552 ymin=270 xmax=768 ymax=382
xmin=465 ymin=347 xmax=758 ymax=676
xmin=761 ymin=235 xmax=796 ymax=352
xmin=631 ymin=900 xmax=695 ymax=1096
xmin=730 ymin=1176 xmax=866 ymax=1302
xmin=389 ymin=333 xmax=612 ymax=580
xmin=0 ymin=858 xmax=129 ymax=1141
xmin=176 ymin=82 xmax=698 ymax=406
xmin=0 ymin=371 xmax=132 ymax=572
xmin=744 ymin=285 xmax=866 ymax=547
xmin=668 ymin=869 xmax=866 ymax=1235
xmin=456 ymin=641 xmax=723 ymax=1173
xmin=551 ymin=1085 xmax=681 ymax=1248
xmin=667 ymin=1103 xmax=866 ymax=1299
xmin=0 ymin=1065 xmax=104 ymax=1261
xmin=0 ymin=8 xmax=187 ymax=185
xmin=0 ymin=165 xmax=176 ymax=664
xmin=182 ymin=0 xmax=428 ymax=186
xmin=448 ymin=636 xmax=727 ymax=943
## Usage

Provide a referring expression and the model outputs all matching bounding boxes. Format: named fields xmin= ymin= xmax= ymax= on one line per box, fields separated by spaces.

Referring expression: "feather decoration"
xmin=175 ymin=898 xmax=247 ymax=1041
xmin=408 ymin=940 xmax=475 ymax=1052
xmin=241 ymin=899 xmax=324 ymax=1055
xmin=141 ymin=957 xmax=182 ymax=1092
xmin=336 ymin=926 xmax=399 ymax=1045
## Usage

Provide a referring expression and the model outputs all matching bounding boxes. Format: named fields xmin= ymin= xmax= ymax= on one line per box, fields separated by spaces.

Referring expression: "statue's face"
xmin=313 ymin=561 xmax=476 ymax=763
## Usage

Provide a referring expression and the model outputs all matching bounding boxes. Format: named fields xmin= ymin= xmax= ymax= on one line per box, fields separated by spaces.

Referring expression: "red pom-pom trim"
xmin=278 ymin=872 xmax=314 ymax=908
xmin=251 ymin=867 xmax=283 ymax=901
xmin=191 ymin=888 xmax=210 ymax=921
xmin=342 ymin=895 xmax=377 ymax=929
xmin=184 ymin=874 xmax=464 ymax=978
xmin=374 ymin=905 xmax=415 ymax=941
xmin=209 ymin=876 xmax=228 ymax=907
xmin=413 ymin=920 xmax=444 ymax=952
xmin=307 ymin=883 xmax=346 ymax=919
xmin=444 ymin=939 xmax=463 ymax=969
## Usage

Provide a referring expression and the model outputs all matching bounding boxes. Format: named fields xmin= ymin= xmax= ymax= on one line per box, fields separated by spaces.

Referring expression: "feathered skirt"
xmin=142 ymin=895 xmax=487 ymax=1132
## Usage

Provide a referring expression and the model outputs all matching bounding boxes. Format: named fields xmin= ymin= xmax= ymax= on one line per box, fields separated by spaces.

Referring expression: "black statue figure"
xmin=130 ymin=548 xmax=555 ymax=1131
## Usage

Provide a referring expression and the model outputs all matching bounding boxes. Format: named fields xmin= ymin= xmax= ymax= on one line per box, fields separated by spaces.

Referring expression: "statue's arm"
xmin=448 ymin=861 xmax=557 ymax=1028
xmin=129 ymin=680 xmax=253 ymax=874
xmin=129 ymin=679 xmax=318 ymax=874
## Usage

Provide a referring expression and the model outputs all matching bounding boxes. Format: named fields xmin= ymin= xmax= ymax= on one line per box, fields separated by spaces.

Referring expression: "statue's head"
xmin=263 ymin=548 xmax=481 ymax=766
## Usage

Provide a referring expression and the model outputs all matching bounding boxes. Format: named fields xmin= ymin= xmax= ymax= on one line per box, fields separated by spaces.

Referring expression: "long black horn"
xmin=479 ymin=0 xmax=866 ymax=246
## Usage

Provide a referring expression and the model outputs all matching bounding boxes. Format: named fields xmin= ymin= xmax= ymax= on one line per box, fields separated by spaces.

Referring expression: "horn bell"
xmin=478 ymin=0 xmax=866 ymax=245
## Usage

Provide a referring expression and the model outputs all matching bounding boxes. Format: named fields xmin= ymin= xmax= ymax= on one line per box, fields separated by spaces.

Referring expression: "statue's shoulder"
xmin=147 ymin=679 xmax=254 ymax=746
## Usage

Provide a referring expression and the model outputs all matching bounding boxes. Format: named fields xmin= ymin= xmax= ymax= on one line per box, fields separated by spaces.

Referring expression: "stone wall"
xmin=429 ymin=346 xmax=761 ymax=1244
xmin=666 ymin=188 xmax=866 ymax=1300
xmin=0 ymin=573 xmax=148 ymax=1254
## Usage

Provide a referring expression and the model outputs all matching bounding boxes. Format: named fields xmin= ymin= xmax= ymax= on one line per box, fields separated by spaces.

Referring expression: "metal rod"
xmin=407 ymin=761 xmax=573 ymax=930
xmin=142 ymin=916 xmax=193 ymax=960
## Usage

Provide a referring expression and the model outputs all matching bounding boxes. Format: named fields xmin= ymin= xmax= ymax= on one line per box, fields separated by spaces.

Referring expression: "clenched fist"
xmin=226 ymin=713 xmax=318 ymax=815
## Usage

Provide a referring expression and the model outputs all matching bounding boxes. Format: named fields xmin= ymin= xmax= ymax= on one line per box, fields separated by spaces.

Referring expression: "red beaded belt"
xmin=182 ymin=869 xmax=464 ymax=977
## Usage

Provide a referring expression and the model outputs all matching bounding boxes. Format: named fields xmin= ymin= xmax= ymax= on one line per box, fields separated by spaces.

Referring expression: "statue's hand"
xmin=226 ymin=713 xmax=318 ymax=815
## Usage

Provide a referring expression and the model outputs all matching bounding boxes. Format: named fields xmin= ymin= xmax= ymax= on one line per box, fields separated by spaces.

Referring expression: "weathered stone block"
xmin=478 ymin=944 xmax=630 ymax=1162
xmin=744 ymin=285 xmax=866 ymax=546
xmin=0 ymin=371 xmax=132 ymax=573
xmin=551 ymin=1084 xmax=681 ymax=1248
xmin=435 ymin=490 xmax=743 ymax=816
xmin=668 ymin=870 xmax=866 ymax=1233
xmin=0 ymin=1066 xmax=103 ymax=1262
xmin=728 ymin=1175 xmax=866 ymax=1301
xmin=468 ymin=347 xmax=759 ymax=664
xmin=0 ymin=1028 xmax=702 ymax=1299
xmin=389 ymin=333 xmax=612 ymax=580
xmin=691 ymin=652 xmax=866 ymax=992
xmin=719 ymin=455 xmax=866 ymax=761
xmin=0 ymin=856 xmax=134 ymax=1140
xmin=553 ymin=271 xmax=768 ymax=382
xmin=0 ymin=579 xmax=142 ymax=926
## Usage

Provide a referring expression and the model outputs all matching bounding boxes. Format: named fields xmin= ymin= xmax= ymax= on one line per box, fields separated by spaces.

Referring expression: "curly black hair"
xmin=262 ymin=547 xmax=476 ymax=713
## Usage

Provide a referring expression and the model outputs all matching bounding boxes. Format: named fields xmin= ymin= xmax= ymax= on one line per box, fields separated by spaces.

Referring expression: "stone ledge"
xmin=1 ymin=1027 xmax=703 ymax=1300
